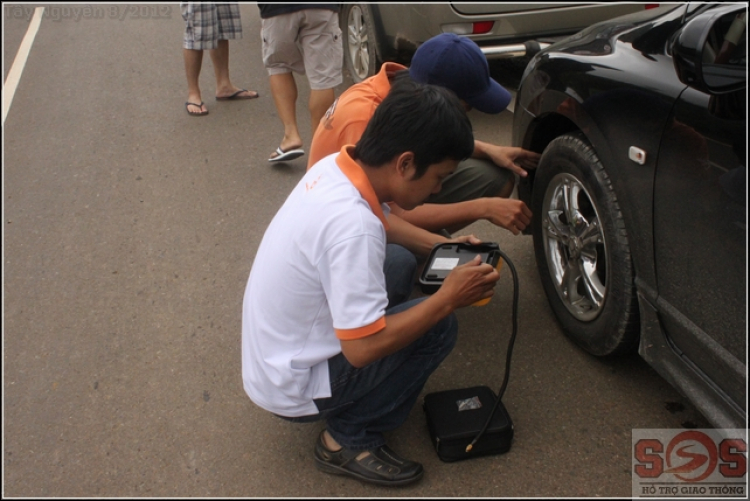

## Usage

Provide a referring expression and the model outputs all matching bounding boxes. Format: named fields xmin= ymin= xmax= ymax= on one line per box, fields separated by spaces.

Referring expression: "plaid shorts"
xmin=181 ymin=2 xmax=242 ymax=50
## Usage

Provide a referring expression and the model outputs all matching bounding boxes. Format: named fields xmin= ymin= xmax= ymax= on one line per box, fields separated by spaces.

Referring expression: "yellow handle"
xmin=471 ymin=259 xmax=503 ymax=307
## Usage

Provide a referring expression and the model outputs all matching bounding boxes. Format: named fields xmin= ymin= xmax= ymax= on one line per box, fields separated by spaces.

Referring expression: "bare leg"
xmin=269 ymin=72 xmax=303 ymax=155
xmin=323 ymin=430 xmax=341 ymax=451
xmin=184 ymin=48 xmax=207 ymax=114
xmin=209 ymin=39 xmax=258 ymax=99
xmin=497 ymin=178 xmax=515 ymax=199
xmin=309 ymin=88 xmax=335 ymax=133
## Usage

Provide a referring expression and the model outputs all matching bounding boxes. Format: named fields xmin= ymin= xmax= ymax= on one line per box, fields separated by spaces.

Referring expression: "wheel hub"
xmin=346 ymin=6 xmax=370 ymax=80
xmin=542 ymin=173 xmax=607 ymax=322
xmin=568 ymin=236 xmax=583 ymax=258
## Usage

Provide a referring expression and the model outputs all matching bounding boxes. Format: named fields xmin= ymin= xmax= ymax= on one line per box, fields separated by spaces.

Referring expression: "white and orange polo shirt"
xmin=242 ymin=146 xmax=391 ymax=417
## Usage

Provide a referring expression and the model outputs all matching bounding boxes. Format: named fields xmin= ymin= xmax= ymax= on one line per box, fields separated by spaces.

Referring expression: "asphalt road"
xmin=3 ymin=4 xmax=710 ymax=497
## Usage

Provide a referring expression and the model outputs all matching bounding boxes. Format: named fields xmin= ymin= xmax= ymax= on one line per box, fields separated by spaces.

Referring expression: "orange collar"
xmin=378 ymin=61 xmax=408 ymax=84
xmin=335 ymin=146 xmax=389 ymax=230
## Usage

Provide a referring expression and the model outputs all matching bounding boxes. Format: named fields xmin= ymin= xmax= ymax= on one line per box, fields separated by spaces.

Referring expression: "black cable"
xmin=466 ymin=247 xmax=519 ymax=452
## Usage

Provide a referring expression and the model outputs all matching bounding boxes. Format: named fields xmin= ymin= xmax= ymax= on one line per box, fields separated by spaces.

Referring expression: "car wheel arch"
xmin=520 ymin=87 xmax=614 ymax=162
xmin=522 ymin=109 xmax=618 ymax=195
xmin=524 ymin=110 xmax=646 ymax=272
xmin=519 ymin=83 xmax=665 ymax=293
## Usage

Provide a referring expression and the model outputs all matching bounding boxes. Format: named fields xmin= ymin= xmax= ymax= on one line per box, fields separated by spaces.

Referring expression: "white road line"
xmin=2 ymin=6 xmax=44 ymax=126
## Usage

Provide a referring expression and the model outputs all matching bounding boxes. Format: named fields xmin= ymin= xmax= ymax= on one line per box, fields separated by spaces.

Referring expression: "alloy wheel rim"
xmin=347 ymin=6 xmax=370 ymax=80
xmin=542 ymin=173 xmax=607 ymax=321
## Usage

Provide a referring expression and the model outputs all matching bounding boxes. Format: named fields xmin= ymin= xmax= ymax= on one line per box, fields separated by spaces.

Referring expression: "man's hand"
xmin=435 ymin=255 xmax=500 ymax=310
xmin=482 ymin=198 xmax=533 ymax=235
xmin=475 ymin=141 xmax=540 ymax=178
xmin=446 ymin=234 xmax=483 ymax=245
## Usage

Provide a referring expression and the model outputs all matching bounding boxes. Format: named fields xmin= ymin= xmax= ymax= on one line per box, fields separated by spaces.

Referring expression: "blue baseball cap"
xmin=409 ymin=33 xmax=511 ymax=114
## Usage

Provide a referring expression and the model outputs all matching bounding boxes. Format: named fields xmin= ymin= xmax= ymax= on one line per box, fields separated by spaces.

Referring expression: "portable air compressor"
xmin=419 ymin=242 xmax=520 ymax=462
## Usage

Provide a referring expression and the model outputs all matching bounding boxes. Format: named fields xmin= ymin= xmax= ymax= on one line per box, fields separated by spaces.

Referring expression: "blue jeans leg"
xmin=384 ymin=244 xmax=417 ymax=308
xmin=313 ymin=297 xmax=458 ymax=450
xmin=276 ymin=244 xmax=441 ymax=449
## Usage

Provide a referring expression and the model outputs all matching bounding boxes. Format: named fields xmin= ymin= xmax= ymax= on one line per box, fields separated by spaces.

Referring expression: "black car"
xmin=512 ymin=3 xmax=746 ymax=428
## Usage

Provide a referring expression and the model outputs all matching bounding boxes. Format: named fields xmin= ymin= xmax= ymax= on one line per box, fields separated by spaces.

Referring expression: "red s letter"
xmin=719 ymin=439 xmax=747 ymax=478
xmin=635 ymin=439 xmax=663 ymax=478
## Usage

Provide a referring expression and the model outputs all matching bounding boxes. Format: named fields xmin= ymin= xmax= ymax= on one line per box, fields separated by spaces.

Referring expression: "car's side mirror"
xmin=672 ymin=6 xmax=746 ymax=95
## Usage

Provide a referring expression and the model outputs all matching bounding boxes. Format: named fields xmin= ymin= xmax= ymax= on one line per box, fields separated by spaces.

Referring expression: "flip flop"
xmin=216 ymin=89 xmax=259 ymax=101
xmin=268 ymin=146 xmax=305 ymax=163
xmin=186 ymin=101 xmax=208 ymax=116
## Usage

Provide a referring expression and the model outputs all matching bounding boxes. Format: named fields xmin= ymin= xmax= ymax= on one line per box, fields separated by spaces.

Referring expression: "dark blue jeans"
xmin=279 ymin=244 xmax=458 ymax=451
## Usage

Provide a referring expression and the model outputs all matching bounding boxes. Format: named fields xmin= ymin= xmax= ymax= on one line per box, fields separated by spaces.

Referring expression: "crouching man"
xmin=241 ymin=77 xmax=500 ymax=486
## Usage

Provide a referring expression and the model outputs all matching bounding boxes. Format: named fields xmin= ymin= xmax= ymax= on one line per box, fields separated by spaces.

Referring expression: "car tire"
xmin=341 ymin=3 xmax=379 ymax=83
xmin=531 ymin=132 xmax=639 ymax=356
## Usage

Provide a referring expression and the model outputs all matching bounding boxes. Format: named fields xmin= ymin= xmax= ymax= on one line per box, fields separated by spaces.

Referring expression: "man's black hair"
xmin=352 ymin=75 xmax=474 ymax=179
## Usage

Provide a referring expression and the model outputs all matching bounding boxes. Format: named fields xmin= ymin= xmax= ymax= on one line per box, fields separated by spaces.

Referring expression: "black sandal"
xmin=313 ymin=431 xmax=423 ymax=486
xmin=185 ymin=101 xmax=208 ymax=116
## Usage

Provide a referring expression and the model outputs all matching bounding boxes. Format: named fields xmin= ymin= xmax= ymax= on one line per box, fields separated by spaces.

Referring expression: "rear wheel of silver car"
xmin=341 ymin=4 xmax=379 ymax=83
xmin=531 ymin=132 xmax=639 ymax=356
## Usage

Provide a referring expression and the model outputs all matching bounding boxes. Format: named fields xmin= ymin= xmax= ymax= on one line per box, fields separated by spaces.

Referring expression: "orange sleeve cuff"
xmin=335 ymin=317 xmax=386 ymax=340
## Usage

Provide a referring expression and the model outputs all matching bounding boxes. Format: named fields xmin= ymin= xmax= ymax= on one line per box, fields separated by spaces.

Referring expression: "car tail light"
xmin=645 ymin=4 xmax=659 ymax=9
xmin=472 ymin=21 xmax=494 ymax=35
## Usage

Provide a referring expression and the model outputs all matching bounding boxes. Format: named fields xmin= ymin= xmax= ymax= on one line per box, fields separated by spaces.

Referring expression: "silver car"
xmin=340 ymin=3 xmax=657 ymax=82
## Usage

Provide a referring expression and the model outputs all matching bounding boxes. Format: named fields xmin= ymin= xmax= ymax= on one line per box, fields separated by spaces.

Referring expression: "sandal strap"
xmin=314 ymin=432 xmax=422 ymax=485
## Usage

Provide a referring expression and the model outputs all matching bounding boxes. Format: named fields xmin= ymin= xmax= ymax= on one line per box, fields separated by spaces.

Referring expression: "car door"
xmin=651 ymin=7 xmax=746 ymax=412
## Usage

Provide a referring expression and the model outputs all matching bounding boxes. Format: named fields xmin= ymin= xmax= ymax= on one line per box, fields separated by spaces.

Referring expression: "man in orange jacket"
xmin=309 ymin=33 xmax=538 ymax=236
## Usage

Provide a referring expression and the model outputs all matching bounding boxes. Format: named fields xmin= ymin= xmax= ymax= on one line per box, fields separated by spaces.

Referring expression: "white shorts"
xmin=261 ymin=9 xmax=343 ymax=90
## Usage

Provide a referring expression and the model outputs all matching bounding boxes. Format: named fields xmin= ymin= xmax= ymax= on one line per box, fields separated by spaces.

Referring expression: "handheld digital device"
xmin=419 ymin=242 xmax=502 ymax=305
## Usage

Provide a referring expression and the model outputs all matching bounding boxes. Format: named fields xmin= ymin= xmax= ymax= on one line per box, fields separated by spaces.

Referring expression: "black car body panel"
xmin=515 ymin=5 xmax=691 ymax=289
xmin=513 ymin=3 xmax=746 ymax=428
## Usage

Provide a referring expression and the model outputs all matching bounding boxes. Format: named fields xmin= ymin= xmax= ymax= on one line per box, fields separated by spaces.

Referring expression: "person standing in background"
xmin=182 ymin=2 xmax=259 ymax=116
xmin=258 ymin=4 xmax=342 ymax=162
